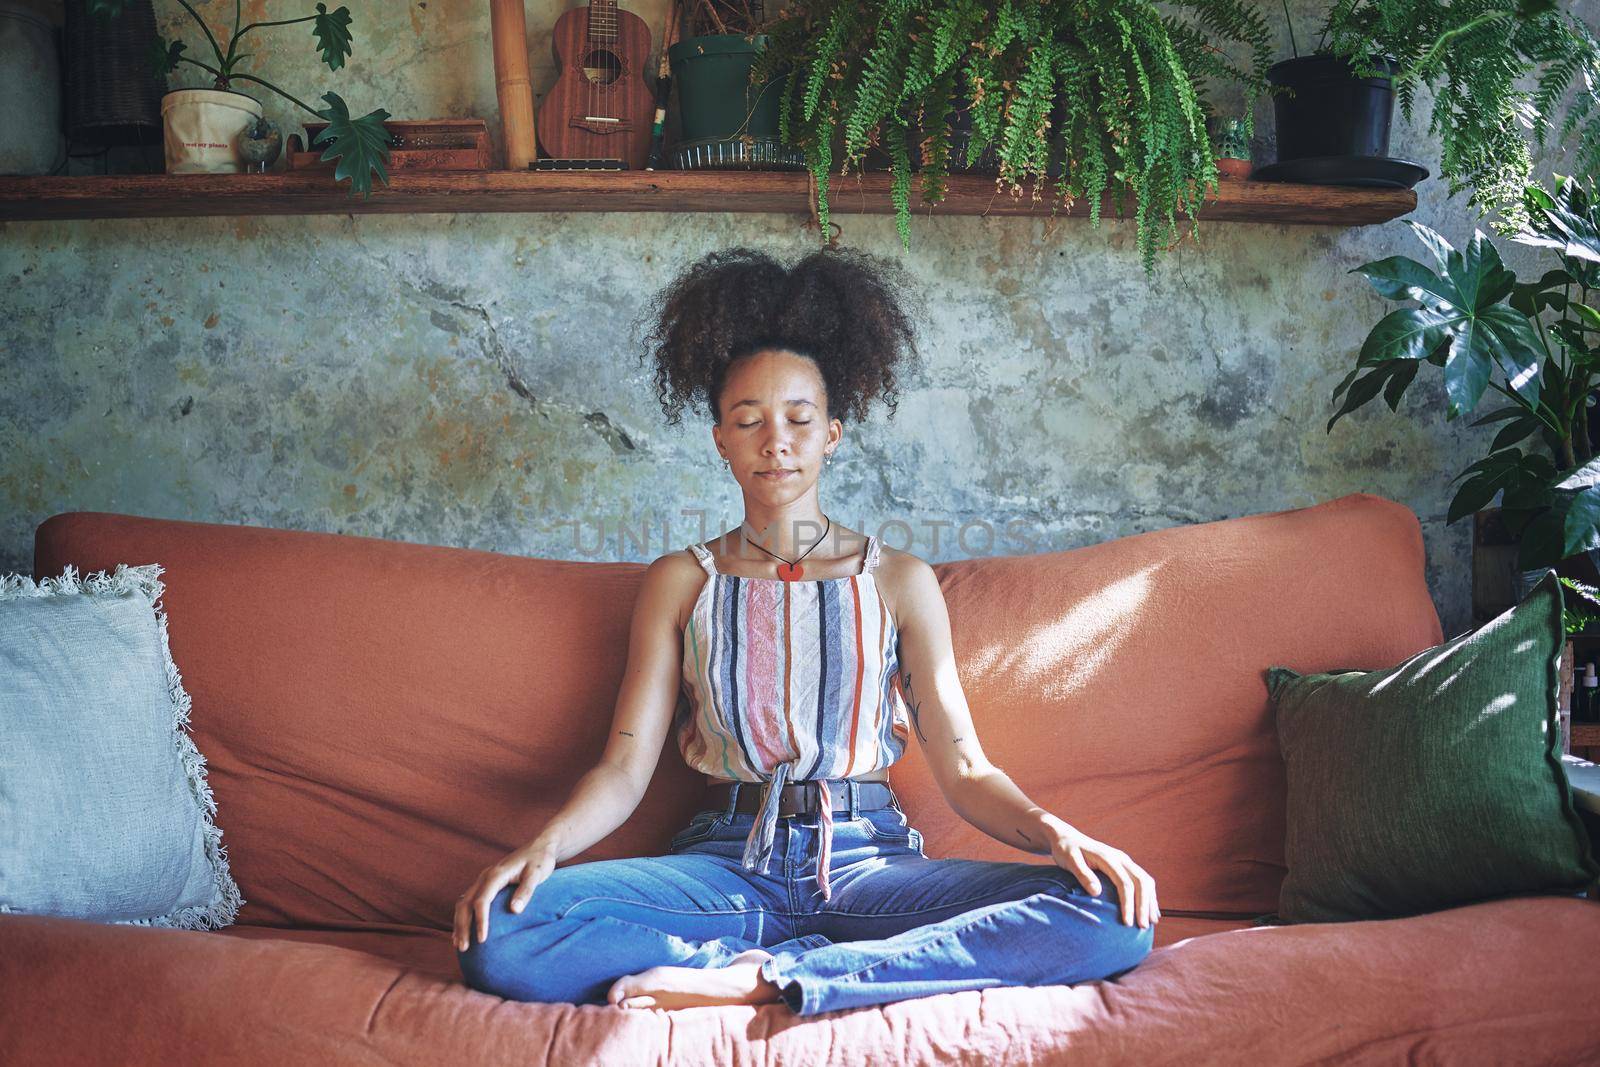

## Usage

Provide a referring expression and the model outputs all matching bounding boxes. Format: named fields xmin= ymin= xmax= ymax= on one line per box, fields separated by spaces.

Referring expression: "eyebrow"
xmin=730 ymin=398 xmax=818 ymax=410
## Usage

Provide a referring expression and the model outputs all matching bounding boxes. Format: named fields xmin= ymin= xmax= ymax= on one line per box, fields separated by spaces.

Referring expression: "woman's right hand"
xmin=454 ymin=837 xmax=561 ymax=952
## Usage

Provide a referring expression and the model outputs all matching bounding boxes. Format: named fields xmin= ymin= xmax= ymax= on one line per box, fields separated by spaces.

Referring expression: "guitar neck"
xmin=588 ymin=0 xmax=619 ymax=43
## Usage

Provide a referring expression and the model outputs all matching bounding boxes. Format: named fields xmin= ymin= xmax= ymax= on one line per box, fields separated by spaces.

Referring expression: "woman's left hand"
xmin=1043 ymin=820 xmax=1160 ymax=929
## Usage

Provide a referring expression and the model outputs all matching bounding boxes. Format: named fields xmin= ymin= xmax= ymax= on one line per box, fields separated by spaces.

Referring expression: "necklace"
xmin=739 ymin=516 xmax=832 ymax=581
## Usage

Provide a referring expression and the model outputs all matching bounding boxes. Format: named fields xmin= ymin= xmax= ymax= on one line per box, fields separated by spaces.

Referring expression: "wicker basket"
xmin=63 ymin=0 xmax=164 ymax=147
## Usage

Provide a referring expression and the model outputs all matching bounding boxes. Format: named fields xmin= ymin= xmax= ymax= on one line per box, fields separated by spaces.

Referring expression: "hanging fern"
xmin=918 ymin=64 xmax=959 ymax=204
xmin=843 ymin=0 xmax=917 ymax=161
xmin=887 ymin=114 xmax=914 ymax=248
xmin=802 ymin=4 xmax=859 ymax=122
xmin=757 ymin=0 xmax=1273 ymax=272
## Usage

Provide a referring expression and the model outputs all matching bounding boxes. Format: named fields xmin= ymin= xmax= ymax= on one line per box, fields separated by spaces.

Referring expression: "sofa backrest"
xmin=916 ymin=492 xmax=1442 ymax=915
xmin=32 ymin=492 xmax=1441 ymax=926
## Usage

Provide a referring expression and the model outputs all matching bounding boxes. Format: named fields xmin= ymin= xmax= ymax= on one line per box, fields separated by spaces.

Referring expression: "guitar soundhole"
xmin=582 ymin=49 xmax=622 ymax=85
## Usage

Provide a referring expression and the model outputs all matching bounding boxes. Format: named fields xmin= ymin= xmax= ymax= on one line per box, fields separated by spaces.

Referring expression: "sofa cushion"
xmin=0 ymin=563 xmax=241 ymax=930
xmin=32 ymin=492 xmax=1442 ymax=924
xmin=2 ymin=894 xmax=1596 ymax=1064
xmin=1266 ymin=569 xmax=1600 ymax=923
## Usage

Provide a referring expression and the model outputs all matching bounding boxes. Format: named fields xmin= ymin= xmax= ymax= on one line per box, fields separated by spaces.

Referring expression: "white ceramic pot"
xmin=160 ymin=88 xmax=262 ymax=174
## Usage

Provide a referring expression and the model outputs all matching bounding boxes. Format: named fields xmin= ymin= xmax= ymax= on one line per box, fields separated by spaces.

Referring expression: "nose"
xmin=762 ymin=428 xmax=794 ymax=458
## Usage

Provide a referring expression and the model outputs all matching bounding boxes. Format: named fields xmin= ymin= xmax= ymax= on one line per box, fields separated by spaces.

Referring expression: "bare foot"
xmin=607 ymin=948 xmax=783 ymax=1010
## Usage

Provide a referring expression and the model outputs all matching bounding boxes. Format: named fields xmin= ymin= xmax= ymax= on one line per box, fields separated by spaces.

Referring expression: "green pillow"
xmin=1264 ymin=569 xmax=1600 ymax=923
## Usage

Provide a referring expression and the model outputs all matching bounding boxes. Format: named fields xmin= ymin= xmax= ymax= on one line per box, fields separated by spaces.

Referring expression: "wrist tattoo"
xmin=618 ymin=730 xmax=634 ymax=737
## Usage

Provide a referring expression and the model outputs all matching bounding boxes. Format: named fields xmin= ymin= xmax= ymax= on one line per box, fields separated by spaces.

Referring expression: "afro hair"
xmin=639 ymin=246 xmax=922 ymax=427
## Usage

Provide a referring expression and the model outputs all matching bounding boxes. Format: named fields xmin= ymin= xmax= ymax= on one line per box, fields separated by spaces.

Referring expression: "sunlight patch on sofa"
xmin=969 ymin=563 xmax=1161 ymax=698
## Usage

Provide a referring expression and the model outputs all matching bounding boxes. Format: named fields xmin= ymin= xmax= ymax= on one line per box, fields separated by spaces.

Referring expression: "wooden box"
xmin=287 ymin=118 xmax=492 ymax=172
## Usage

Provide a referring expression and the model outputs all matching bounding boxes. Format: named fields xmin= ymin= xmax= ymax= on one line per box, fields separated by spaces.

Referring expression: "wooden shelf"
xmin=0 ymin=169 xmax=1416 ymax=225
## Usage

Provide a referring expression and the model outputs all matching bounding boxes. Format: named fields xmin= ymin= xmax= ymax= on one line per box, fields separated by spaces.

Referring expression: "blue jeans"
xmin=457 ymin=782 xmax=1154 ymax=1015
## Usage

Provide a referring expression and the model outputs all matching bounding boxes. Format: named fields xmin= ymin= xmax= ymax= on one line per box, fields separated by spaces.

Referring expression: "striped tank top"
xmin=676 ymin=533 xmax=909 ymax=899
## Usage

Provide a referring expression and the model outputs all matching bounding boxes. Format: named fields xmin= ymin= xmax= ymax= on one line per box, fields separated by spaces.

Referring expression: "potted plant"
xmin=1282 ymin=0 xmax=1600 ymax=233
xmin=1211 ymin=116 xmax=1253 ymax=179
xmin=88 ymin=0 xmax=391 ymax=194
xmin=666 ymin=0 xmax=800 ymax=169
xmin=1264 ymin=1 xmax=1401 ymax=170
xmin=751 ymin=0 xmax=1274 ymax=273
xmin=1329 ymin=175 xmax=1600 ymax=585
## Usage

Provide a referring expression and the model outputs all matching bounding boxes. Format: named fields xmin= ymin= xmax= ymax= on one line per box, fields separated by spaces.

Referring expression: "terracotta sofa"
xmin=4 ymin=493 xmax=1598 ymax=1065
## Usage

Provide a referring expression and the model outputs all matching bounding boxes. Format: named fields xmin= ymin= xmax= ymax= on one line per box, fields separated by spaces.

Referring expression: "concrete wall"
xmin=4 ymin=0 xmax=1591 ymax=638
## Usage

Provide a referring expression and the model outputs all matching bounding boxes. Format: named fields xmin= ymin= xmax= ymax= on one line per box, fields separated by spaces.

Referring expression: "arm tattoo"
xmin=900 ymin=669 xmax=930 ymax=744
xmin=618 ymin=731 xmax=634 ymax=737
xmin=1015 ymin=827 xmax=1038 ymax=848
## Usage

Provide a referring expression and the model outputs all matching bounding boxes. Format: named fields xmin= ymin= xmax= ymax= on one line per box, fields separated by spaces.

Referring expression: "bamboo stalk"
xmin=490 ymin=0 xmax=538 ymax=170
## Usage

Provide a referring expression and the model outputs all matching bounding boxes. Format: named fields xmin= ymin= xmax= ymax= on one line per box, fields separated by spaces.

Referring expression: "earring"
xmin=825 ymin=450 xmax=835 ymax=467
xmin=723 ymin=458 xmax=731 ymax=469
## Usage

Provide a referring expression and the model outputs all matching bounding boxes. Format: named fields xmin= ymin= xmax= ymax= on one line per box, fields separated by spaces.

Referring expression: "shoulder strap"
xmin=862 ymin=534 xmax=882 ymax=574
xmin=686 ymin=543 xmax=719 ymax=577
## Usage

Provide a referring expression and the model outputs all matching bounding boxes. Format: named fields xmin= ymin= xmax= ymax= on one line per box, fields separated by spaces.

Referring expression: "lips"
xmin=757 ymin=469 xmax=797 ymax=480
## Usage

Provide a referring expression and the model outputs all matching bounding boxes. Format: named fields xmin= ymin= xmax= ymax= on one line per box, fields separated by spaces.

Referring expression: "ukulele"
xmin=539 ymin=0 xmax=654 ymax=169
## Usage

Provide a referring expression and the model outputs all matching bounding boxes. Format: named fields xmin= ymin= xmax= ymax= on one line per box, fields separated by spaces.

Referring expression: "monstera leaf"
xmin=311 ymin=91 xmax=391 ymax=197
xmin=312 ymin=4 xmax=354 ymax=72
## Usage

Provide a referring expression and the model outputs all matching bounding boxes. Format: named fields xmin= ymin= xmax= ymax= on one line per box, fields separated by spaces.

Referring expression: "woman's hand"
xmin=1044 ymin=821 xmax=1160 ymax=929
xmin=453 ymin=837 xmax=561 ymax=952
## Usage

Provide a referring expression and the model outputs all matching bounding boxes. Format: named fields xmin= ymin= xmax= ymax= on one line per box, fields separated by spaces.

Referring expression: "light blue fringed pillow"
xmin=0 ymin=563 xmax=242 ymax=929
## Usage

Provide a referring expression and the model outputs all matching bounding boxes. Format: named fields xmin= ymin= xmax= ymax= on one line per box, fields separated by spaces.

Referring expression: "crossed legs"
xmin=456 ymin=835 xmax=1153 ymax=1015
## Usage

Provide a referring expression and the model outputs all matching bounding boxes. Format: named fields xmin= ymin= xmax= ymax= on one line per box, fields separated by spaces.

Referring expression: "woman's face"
xmin=713 ymin=349 xmax=841 ymax=498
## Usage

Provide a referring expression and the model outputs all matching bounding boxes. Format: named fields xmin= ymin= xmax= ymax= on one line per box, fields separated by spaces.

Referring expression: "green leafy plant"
xmin=1307 ymin=0 xmax=1600 ymax=236
xmin=1212 ymin=116 xmax=1251 ymax=159
xmin=1330 ymin=175 xmax=1600 ymax=572
xmin=1559 ymin=575 xmax=1600 ymax=634
xmin=752 ymin=0 xmax=1274 ymax=273
xmin=89 ymin=0 xmax=392 ymax=196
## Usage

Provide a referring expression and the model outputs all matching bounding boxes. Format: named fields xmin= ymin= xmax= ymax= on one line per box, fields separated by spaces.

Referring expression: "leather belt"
xmin=708 ymin=779 xmax=896 ymax=818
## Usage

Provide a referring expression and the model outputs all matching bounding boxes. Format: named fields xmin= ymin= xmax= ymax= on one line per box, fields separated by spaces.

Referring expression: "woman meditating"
xmin=454 ymin=247 xmax=1158 ymax=1016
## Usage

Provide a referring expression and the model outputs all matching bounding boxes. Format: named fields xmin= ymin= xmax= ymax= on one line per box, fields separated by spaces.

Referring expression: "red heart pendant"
xmin=776 ymin=562 xmax=804 ymax=581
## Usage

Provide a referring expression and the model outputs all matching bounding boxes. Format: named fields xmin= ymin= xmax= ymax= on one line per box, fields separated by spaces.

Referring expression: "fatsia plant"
xmin=752 ymin=0 xmax=1273 ymax=274
xmin=89 ymin=0 xmax=392 ymax=196
xmin=1329 ymin=176 xmax=1600 ymax=572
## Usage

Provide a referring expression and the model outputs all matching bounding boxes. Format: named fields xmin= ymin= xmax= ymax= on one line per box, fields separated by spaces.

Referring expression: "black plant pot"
xmin=1266 ymin=53 xmax=1398 ymax=162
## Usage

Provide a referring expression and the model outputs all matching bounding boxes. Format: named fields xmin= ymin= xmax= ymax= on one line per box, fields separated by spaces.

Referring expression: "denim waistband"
xmin=719 ymin=762 xmax=895 ymax=901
